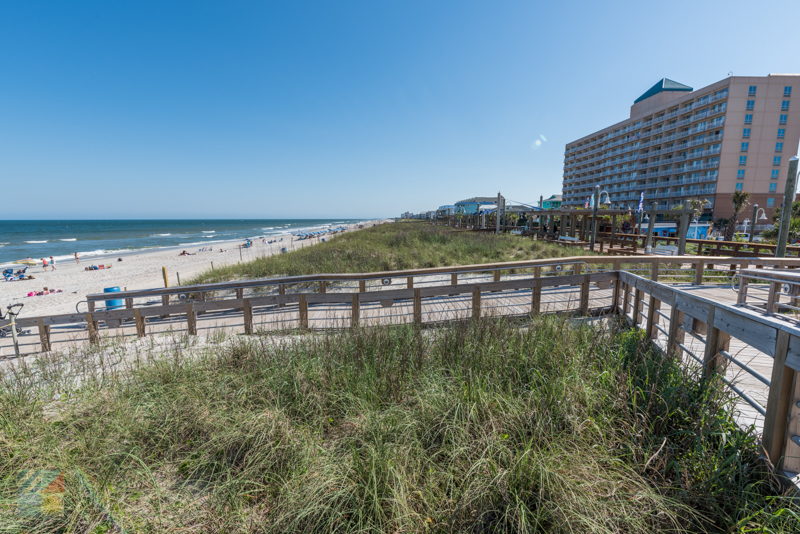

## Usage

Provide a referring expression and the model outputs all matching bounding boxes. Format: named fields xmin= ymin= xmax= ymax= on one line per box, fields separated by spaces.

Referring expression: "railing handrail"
xmin=85 ymin=255 xmax=800 ymax=303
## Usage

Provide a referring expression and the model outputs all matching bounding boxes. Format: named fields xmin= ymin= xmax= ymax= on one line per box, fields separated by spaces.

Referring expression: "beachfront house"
xmin=541 ymin=194 xmax=562 ymax=210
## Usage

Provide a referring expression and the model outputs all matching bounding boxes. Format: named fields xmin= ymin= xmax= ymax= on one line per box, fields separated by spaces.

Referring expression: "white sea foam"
xmin=202 ymin=230 xmax=216 ymax=234
xmin=25 ymin=240 xmax=48 ymax=244
xmin=60 ymin=238 xmax=78 ymax=242
xmin=151 ymin=233 xmax=172 ymax=237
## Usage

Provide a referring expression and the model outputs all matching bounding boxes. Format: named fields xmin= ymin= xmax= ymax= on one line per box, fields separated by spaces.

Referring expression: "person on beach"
xmin=41 ymin=258 xmax=48 ymax=271
xmin=49 ymin=256 xmax=56 ymax=270
xmin=74 ymin=252 xmax=80 ymax=264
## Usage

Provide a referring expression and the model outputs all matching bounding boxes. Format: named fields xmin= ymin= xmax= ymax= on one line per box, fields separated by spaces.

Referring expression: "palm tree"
xmin=725 ymin=190 xmax=751 ymax=240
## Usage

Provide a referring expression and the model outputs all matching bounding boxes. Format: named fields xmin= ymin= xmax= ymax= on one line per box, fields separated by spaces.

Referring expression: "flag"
xmin=637 ymin=191 xmax=644 ymax=213
xmin=589 ymin=195 xmax=595 ymax=209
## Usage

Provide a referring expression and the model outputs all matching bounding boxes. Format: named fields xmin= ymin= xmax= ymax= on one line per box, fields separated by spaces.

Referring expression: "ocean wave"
xmin=151 ymin=233 xmax=172 ymax=237
xmin=59 ymin=238 xmax=78 ymax=242
xmin=25 ymin=240 xmax=48 ymax=244
xmin=201 ymin=230 xmax=216 ymax=234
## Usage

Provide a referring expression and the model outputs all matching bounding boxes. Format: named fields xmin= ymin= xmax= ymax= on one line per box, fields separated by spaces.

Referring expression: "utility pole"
xmin=495 ymin=192 xmax=502 ymax=234
xmin=677 ymin=206 xmax=691 ymax=255
xmin=645 ymin=202 xmax=657 ymax=253
xmin=590 ymin=185 xmax=600 ymax=251
xmin=776 ymin=156 xmax=799 ymax=257
xmin=749 ymin=203 xmax=759 ymax=243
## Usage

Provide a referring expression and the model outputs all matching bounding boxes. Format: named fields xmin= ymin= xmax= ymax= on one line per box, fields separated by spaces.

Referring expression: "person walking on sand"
xmin=41 ymin=257 xmax=48 ymax=271
xmin=49 ymin=256 xmax=56 ymax=271
xmin=74 ymin=252 xmax=80 ymax=264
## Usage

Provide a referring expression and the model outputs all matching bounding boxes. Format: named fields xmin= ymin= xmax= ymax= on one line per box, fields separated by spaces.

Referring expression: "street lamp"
xmin=590 ymin=185 xmax=611 ymax=251
xmin=748 ymin=203 xmax=768 ymax=243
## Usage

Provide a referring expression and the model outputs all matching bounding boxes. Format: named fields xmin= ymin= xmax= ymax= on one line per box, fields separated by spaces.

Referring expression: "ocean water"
xmin=0 ymin=219 xmax=363 ymax=266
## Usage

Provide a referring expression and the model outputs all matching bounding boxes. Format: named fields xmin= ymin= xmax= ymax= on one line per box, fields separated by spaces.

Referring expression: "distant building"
xmin=437 ymin=205 xmax=456 ymax=216
xmin=541 ymin=195 xmax=562 ymax=210
xmin=562 ymin=74 xmax=800 ymax=220
xmin=455 ymin=196 xmax=497 ymax=215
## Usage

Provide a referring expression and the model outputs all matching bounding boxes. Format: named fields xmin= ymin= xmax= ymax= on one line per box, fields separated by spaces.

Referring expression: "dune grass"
xmin=1 ymin=316 xmax=798 ymax=532
xmin=191 ymin=221 xmax=589 ymax=284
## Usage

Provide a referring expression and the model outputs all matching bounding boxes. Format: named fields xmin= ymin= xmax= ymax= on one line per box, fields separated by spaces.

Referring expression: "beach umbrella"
xmin=15 ymin=260 xmax=39 ymax=266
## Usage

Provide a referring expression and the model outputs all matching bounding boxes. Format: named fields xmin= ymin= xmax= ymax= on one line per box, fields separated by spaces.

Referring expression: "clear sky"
xmin=1 ymin=0 xmax=798 ymax=219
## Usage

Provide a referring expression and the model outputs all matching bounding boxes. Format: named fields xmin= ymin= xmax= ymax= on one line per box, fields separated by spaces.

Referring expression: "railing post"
xmin=413 ymin=288 xmax=422 ymax=325
xmin=694 ymin=261 xmax=704 ymax=285
xmin=472 ymin=286 xmax=481 ymax=320
xmin=666 ymin=306 xmax=685 ymax=358
xmin=611 ymin=274 xmax=621 ymax=314
xmin=650 ymin=259 xmax=659 ymax=281
xmin=579 ymin=274 xmax=590 ymax=315
xmin=37 ymin=319 xmax=51 ymax=352
xmin=235 ymin=288 xmax=244 ymax=300
xmin=85 ymin=313 xmax=99 ymax=345
xmin=530 ymin=278 xmax=542 ymax=316
xmin=781 ymin=373 xmax=800 ymax=473
xmin=134 ymin=309 xmax=146 ymax=337
xmin=763 ymin=331 xmax=793 ymax=466
xmin=299 ymin=295 xmax=309 ymax=330
xmin=359 ymin=280 xmax=367 ymax=293
xmin=646 ymin=296 xmax=660 ymax=339
xmin=407 ymin=276 xmax=414 ymax=289
xmin=702 ymin=309 xmax=730 ymax=379
xmin=493 ymin=270 xmax=501 ymax=283
xmin=451 ymin=273 xmax=458 ymax=286
xmin=632 ymin=288 xmax=643 ymax=326
xmin=737 ymin=275 xmax=750 ymax=305
xmin=278 ymin=283 xmax=286 ymax=308
xmin=319 ymin=281 xmax=327 ymax=294
xmin=622 ymin=282 xmax=631 ymax=321
xmin=351 ymin=294 xmax=360 ymax=327
xmin=243 ymin=299 xmax=253 ymax=334
xmin=766 ymin=282 xmax=780 ymax=315
xmin=186 ymin=303 xmax=197 ymax=335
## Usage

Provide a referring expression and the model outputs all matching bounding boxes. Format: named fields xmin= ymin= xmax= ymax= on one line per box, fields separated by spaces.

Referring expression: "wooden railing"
xmin=617 ymin=270 xmax=800 ymax=475
xmin=597 ymin=232 xmax=800 ymax=258
xmin=4 ymin=255 xmax=800 ymax=355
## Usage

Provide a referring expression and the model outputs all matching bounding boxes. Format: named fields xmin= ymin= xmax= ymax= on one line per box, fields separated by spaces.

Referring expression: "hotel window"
xmin=772 ymin=169 xmax=780 ymax=179
xmin=774 ymin=156 xmax=782 ymax=166
xmin=739 ymin=155 xmax=748 ymax=165
xmin=736 ymin=183 xmax=744 ymax=191
xmin=776 ymin=142 xmax=784 ymax=152
xmin=781 ymin=101 xmax=790 ymax=111
xmin=744 ymin=114 xmax=753 ymax=124
xmin=740 ymin=142 xmax=749 ymax=152
xmin=778 ymin=128 xmax=786 ymax=138
xmin=770 ymin=183 xmax=778 ymax=193
xmin=748 ymin=85 xmax=757 ymax=96
xmin=737 ymin=169 xmax=745 ymax=179
xmin=780 ymin=114 xmax=788 ymax=125
xmin=743 ymin=127 xmax=751 ymax=138
xmin=767 ymin=198 xmax=776 ymax=207
xmin=746 ymin=100 xmax=755 ymax=110
xmin=786 ymin=86 xmax=793 ymax=97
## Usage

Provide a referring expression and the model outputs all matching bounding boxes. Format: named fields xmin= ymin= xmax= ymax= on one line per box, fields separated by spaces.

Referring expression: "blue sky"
xmin=1 ymin=0 xmax=798 ymax=219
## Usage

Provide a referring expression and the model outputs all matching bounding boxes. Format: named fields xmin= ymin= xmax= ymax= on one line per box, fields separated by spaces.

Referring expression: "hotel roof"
xmin=633 ymin=78 xmax=693 ymax=104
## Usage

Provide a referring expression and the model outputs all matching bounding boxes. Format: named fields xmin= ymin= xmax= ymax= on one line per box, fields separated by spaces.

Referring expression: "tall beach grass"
xmin=1 ymin=316 xmax=798 ymax=532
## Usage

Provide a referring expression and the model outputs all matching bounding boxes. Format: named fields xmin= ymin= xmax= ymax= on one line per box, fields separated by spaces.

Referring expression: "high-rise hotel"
xmin=562 ymin=75 xmax=800 ymax=220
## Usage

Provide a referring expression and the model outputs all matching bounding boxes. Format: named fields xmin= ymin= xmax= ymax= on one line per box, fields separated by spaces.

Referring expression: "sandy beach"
xmin=0 ymin=221 xmax=381 ymax=319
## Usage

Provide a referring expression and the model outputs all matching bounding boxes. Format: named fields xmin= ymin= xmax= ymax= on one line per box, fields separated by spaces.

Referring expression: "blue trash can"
xmin=104 ymin=286 xmax=124 ymax=310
